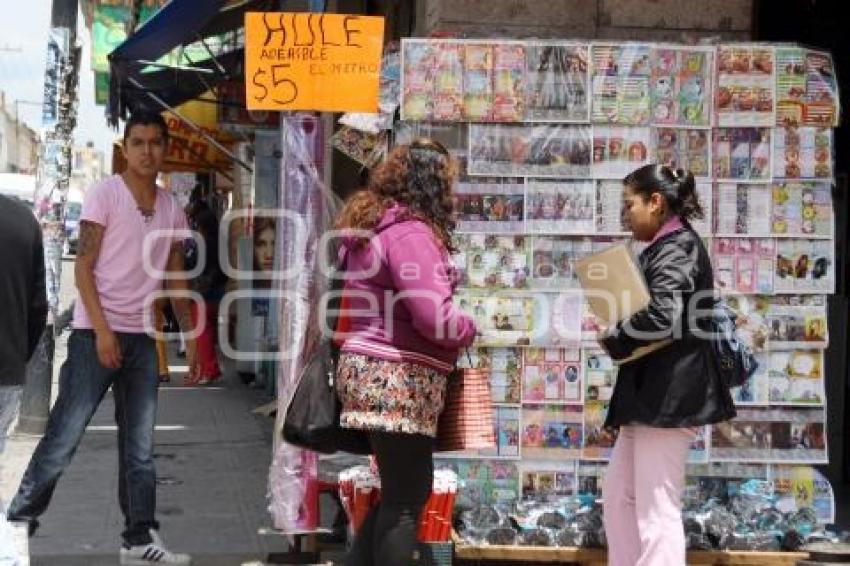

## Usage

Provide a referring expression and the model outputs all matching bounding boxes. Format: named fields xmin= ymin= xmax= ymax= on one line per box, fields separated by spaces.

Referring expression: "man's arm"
xmin=75 ymin=220 xmax=122 ymax=368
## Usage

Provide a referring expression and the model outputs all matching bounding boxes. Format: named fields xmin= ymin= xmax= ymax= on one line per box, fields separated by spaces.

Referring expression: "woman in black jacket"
xmin=599 ymin=164 xmax=735 ymax=566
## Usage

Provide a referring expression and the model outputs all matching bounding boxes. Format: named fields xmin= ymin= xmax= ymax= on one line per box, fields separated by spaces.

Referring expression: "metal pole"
xmin=17 ymin=0 xmax=79 ymax=435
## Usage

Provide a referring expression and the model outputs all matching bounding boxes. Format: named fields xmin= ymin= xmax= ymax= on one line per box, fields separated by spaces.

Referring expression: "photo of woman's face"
xmin=254 ymin=226 xmax=275 ymax=272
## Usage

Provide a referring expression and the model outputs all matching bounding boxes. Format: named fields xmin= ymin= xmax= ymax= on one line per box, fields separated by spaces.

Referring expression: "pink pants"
xmin=603 ymin=425 xmax=695 ymax=566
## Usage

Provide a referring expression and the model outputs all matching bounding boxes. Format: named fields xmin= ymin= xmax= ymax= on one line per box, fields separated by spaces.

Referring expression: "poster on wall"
xmin=468 ymin=124 xmax=592 ymax=177
xmin=525 ymin=42 xmax=590 ymax=122
xmin=712 ymin=127 xmax=772 ymax=181
xmin=522 ymin=347 xmax=583 ymax=404
xmin=521 ymin=404 xmax=584 ymax=459
xmin=651 ymin=127 xmax=711 ymax=179
xmin=772 ymin=126 xmax=833 ymax=179
xmin=590 ymin=43 xmax=652 ymax=125
xmin=453 ymin=234 xmax=531 ymax=290
xmin=771 ymin=182 xmax=833 ymax=238
xmin=711 ymin=407 xmax=827 ymax=464
xmin=453 ymin=180 xmax=526 ymax=233
xmin=774 ymin=239 xmax=834 ymax=294
xmin=714 ymin=183 xmax=772 ymax=236
xmin=775 ymin=47 xmax=840 ymax=127
xmin=591 ymin=126 xmax=650 ymax=178
xmin=712 ymin=238 xmax=775 ymax=294
xmin=525 ymin=180 xmax=595 ymax=234
xmin=715 ymin=45 xmax=776 ymax=127
xmin=650 ymin=46 xmax=713 ymax=127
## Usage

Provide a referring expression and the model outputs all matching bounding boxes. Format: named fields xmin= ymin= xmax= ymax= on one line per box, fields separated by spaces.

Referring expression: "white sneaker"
xmin=119 ymin=530 xmax=191 ymax=565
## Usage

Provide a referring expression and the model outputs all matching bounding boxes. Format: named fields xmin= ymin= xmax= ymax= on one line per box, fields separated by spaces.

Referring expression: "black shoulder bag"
xmin=282 ymin=249 xmax=371 ymax=455
xmin=705 ymin=298 xmax=759 ymax=389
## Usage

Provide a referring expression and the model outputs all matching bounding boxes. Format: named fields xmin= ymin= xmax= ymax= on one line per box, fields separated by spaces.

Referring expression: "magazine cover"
xmin=490 ymin=43 xmax=527 ymax=122
xmin=650 ymin=46 xmax=713 ymax=127
xmin=714 ymin=183 xmax=772 ymax=236
xmin=453 ymin=234 xmax=531 ymax=290
xmin=768 ymin=350 xmax=825 ymax=406
xmin=525 ymin=180 xmax=595 ymax=234
xmin=521 ymin=403 xmax=584 ymax=460
xmin=712 ymin=238 xmax=775 ymax=294
xmin=651 ymin=127 xmax=711 ymax=179
xmin=774 ymin=239 xmax=834 ymax=293
xmin=520 ymin=461 xmax=578 ymax=501
xmin=401 ymin=40 xmax=436 ymax=121
xmin=775 ymin=47 xmax=840 ymax=127
xmin=591 ymin=43 xmax=652 ymax=125
xmin=525 ymin=42 xmax=590 ymax=122
xmin=771 ymin=182 xmax=833 ymax=237
xmin=711 ymin=407 xmax=827 ymax=464
xmin=530 ymin=236 xmax=597 ymax=289
xmin=691 ymin=182 xmax=713 ymax=237
xmin=454 ymin=180 xmax=526 ymax=234
xmin=458 ymin=294 xmax=537 ymax=346
xmin=713 ymin=127 xmax=772 ymax=181
xmin=522 ymin=347 xmax=583 ymax=404
xmin=577 ymin=461 xmax=608 ymax=496
xmin=468 ymin=124 xmax=592 ymax=177
xmin=496 ymin=406 xmax=521 ymax=457
xmin=716 ymin=45 xmax=775 ymax=127
xmin=764 ymin=298 xmax=829 ymax=350
xmin=772 ymin=126 xmax=833 ymax=179
xmin=591 ymin=126 xmax=651 ymax=178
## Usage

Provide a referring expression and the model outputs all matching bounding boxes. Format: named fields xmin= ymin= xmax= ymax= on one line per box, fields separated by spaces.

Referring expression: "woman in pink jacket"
xmin=335 ymin=139 xmax=477 ymax=565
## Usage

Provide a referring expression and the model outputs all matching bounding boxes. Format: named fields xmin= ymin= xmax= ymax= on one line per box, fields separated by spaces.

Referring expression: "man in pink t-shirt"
xmin=7 ymin=112 xmax=196 ymax=565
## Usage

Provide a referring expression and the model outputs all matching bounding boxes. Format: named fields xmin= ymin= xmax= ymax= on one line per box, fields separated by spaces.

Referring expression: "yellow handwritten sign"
xmin=245 ymin=12 xmax=385 ymax=112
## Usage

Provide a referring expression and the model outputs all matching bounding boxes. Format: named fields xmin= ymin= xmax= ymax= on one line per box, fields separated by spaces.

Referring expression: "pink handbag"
xmin=436 ymin=366 xmax=496 ymax=452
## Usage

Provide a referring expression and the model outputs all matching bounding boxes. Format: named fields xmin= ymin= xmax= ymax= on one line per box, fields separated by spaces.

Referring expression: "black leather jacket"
xmin=601 ymin=226 xmax=736 ymax=428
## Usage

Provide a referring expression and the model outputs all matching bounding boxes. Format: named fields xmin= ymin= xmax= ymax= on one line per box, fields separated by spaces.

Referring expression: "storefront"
xmin=96 ymin=0 xmax=847 ymax=562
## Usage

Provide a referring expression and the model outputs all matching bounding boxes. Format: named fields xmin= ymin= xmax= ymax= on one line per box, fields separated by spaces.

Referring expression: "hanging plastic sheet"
xmin=268 ymin=114 xmax=342 ymax=532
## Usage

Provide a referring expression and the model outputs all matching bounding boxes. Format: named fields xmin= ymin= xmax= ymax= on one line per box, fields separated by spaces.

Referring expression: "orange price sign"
xmin=245 ymin=12 xmax=385 ymax=112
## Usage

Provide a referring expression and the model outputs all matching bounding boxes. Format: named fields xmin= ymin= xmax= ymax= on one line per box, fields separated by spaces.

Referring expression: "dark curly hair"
xmin=334 ymin=138 xmax=458 ymax=252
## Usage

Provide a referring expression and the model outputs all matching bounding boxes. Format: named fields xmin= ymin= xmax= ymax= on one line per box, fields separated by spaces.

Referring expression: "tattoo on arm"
xmin=77 ymin=221 xmax=105 ymax=260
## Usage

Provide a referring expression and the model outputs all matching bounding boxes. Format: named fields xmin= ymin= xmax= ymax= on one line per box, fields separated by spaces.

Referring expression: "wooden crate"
xmin=453 ymin=543 xmax=808 ymax=566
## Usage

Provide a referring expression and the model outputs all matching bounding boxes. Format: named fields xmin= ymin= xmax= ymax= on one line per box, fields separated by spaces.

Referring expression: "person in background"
xmin=0 ymin=194 xmax=47 ymax=566
xmin=598 ymin=164 xmax=736 ymax=566
xmin=185 ymin=201 xmax=226 ymax=385
xmin=153 ymin=296 xmax=172 ymax=382
xmin=333 ymin=139 xmax=477 ymax=565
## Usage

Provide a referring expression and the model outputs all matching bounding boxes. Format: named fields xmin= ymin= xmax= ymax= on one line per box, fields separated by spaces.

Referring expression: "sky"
xmin=0 ymin=4 xmax=116 ymax=164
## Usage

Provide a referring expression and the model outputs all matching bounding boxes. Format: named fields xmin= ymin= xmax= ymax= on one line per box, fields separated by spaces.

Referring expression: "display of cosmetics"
xmin=338 ymin=466 xmax=459 ymax=543
xmin=454 ymin=479 xmax=839 ymax=550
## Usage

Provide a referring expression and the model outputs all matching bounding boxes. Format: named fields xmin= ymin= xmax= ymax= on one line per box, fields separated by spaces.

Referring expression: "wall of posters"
xmin=398 ymin=38 xmax=837 ymax=516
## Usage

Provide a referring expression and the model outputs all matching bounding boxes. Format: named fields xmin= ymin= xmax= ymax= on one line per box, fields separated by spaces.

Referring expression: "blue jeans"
xmin=6 ymin=330 xmax=160 ymax=546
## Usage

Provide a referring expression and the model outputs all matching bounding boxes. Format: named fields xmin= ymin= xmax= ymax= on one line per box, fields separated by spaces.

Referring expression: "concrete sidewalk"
xmin=1 ymin=340 xmax=306 ymax=565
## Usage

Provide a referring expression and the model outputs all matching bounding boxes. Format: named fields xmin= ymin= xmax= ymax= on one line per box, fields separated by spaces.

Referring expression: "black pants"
xmin=345 ymin=431 xmax=433 ymax=566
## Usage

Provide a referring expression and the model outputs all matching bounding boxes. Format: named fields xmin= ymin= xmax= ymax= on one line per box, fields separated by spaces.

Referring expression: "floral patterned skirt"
xmin=336 ymin=353 xmax=448 ymax=437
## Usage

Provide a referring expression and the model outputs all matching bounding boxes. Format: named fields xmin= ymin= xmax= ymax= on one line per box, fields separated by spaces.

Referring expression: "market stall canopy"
xmin=107 ymin=0 xmax=277 ymax=124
